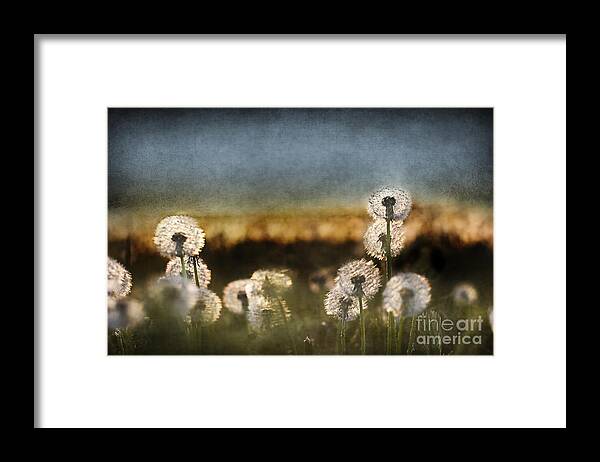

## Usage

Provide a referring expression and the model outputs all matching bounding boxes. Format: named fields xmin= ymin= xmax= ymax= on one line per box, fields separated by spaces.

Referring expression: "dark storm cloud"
xmin=108 ymin=108 xmax=492 ymax=213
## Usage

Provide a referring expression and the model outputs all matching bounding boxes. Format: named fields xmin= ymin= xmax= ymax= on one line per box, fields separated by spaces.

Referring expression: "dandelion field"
xmin=107 ymin=205 xmax=493 ymax=355
xmin=107 ymin=108 xmax=493 ymax=356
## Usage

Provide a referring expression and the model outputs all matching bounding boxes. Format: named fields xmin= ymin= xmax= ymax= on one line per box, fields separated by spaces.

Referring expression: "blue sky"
xmin=108 ymin=108 xmax=492 ymax=214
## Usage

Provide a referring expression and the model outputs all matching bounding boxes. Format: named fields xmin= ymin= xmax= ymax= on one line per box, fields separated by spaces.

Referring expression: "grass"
xmin=108 ymin=236 xmax=493 ymax=355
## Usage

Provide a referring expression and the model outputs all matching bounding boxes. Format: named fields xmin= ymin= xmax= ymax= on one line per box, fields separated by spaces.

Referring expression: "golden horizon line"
xmin=108 ymin=203 xmax=493 ymax=251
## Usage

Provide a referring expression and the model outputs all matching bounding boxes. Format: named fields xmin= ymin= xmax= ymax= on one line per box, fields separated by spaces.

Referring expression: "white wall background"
xmin=36 ymin=35 xmax=566 ymax=428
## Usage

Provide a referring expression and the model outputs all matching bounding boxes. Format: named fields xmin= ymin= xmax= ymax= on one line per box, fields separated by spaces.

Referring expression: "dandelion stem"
xmin=358 ymin=295 xmax=366 ymax=355
xmin=179 ymin=255 xmax=187 ymax=279
xmin=407 ymin=315 xmax=416 ymax=354
xmin=340 ymin=316 xmax=347 ymax=355
xmin=383 ymin=259 xmax=388 ymax=284
xmin=196 ymin=322 xmax=202 ymax=354
xmin=425 ymin=310 xmax=431 ymax=355
xmin=192 ymin=258 xmax=200 ymax=287
xmin=385 ymin=217 xmax=392 ymax=280
xmin=396 ymin=316 xmax=405 ymax=354
xmin=276 ymin=297 xmax=297 ymax=355
xmin=386 ymin=311 xmax=394 ymax=355
xmin=115 ymin=329 xmax=126 ymax=355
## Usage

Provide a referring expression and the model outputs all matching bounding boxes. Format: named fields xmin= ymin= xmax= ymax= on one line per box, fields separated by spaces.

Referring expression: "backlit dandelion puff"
xmin=246 ymin=303 xmax=291 ymax=331
xmin=363 ymin=219 xmax=405 ymax=260
xmin=335 ymin=259 xmax=380 ymax=354
xmin=107 ymin=257 xmax=132 ymax=299
xmin=223 ymin=279 xmax=253 ymax=314
xmin=251 ymin=269 xmax=292 ymax=297
xmin=245 ymin=280 xmax=269 ymax=313
xmin=452 ymin=283 xmax=478 ymax=307
xmin=165 ymin=257 xmax=211 ymax=288
xmin=246 ymin=308 xmax=262 ymax=331
xmin=107 ymin=279 xmax=122 ymax=298
xmin=247 ymin=272 xmax=291 ymax=314
xmin=245 ymin=280 xmax=271 ymax=331
xmin=324 ymin=285 xmax=361 ymax=355
xmin=383 ymin=273 xmax=432 ymax=318
xmin=383 ymin=272 xmax=431 ymax=355
xmin=335 ymin=259 xmax=381 ymax=300
xmin=245 ymin=279 xmax=291 ymax=333
xmin=250 ymin=269 xmax=296 ymax=351
xmin=266 ymin=299 xmax=291 ymax=329
xmin=246 ymin=308 xmax=285 ymax=332
xmin=108 ymin=297 xmax=145 ymax=329
xmin=324 ymin=286 xmax=361 ymax=322
xmin=153 ymin=215 xmax=206 ymax=258
xmin=367 ymin=186 xmax=411 ymax=281
xmin=189 ymin=288 xmax=222 ymax=325
xmin=367 ymin=186 xmax=412 ymax=222
xmin=154 ymin=275 xmax=200 ymax=318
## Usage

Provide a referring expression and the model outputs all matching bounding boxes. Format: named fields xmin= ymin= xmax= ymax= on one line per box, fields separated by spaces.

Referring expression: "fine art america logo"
xmin=415 ymin=315 xmax=485 ymax=346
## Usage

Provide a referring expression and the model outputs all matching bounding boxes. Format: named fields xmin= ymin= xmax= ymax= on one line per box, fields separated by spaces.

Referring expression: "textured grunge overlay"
xmin=108 ymin=108 xmax=493 ymax=356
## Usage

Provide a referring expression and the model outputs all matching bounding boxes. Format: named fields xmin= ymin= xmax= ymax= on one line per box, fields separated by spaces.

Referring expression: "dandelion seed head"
xmin=250 ymin=269 xmax=293 ymax=305
xmin=452 ymin=283 xmax=478 ymax=306
xmin=245 ymin=280 xmax=291 ymax=331
xmin=153 ymin=215 xmax=205 ymax=258
xmin=245 ymin=280 xmax=269 ymax=312
xmin=324 ymin=285 xmax=362 ymax=321
xmin=165 ymin=257 xmax=211 ymax=288
xmin=246 ymin=303 xmax=291 ymax=331
xmin=335 ymin=259 xmax=381 ymax=299
xmin=245 ymin=308 xmax=262 ymax=331
xmin=107 ymin=297 xmax=144 ymax=329
xmin=189 ymin=288 xmax=222 ymax=325
xmin=107 ymin=279 xmax=122 ymax=297
xmin=223 ymin=279 xmax=253 ymax=314
xmin=383 ymin=273 xmax=431 ymax=317
xmin=251 ymin=269 xmax=292 ymax=294
xmin=368 ymin=186 xmax=412 ymax=222
xmin=363 ymin=219 xmax=406 ymax=260
xmin=154 ymin=275 xmax=200 ymax=317
xmin=107 ymin=257 xmax=132 ymax=299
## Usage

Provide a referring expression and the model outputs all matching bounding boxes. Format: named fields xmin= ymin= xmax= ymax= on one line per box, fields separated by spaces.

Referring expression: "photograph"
xmin=107 ymin=108 xmax=494 ymax=355
xmin=36 ymin=34 xmax=566 ymax=429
